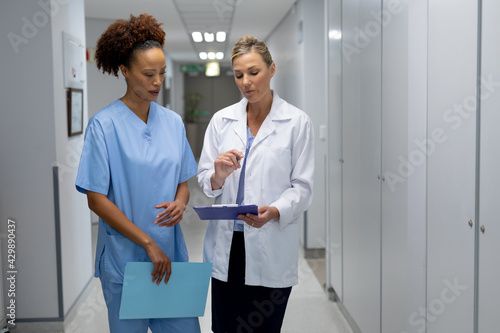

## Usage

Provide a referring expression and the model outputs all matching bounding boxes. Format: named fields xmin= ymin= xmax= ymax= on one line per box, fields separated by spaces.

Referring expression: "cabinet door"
xmin=478 ymin=0 xmax=500 ymax=330
xmin=381 ymin=1 xmax=411 ymax=331
xmin=326 ymin=0 xmax=343 ymax=300
xmin=427 ymin=1 xmax=477 ymax=332
xmin=341 ymin=0 xmax=382 ymax=332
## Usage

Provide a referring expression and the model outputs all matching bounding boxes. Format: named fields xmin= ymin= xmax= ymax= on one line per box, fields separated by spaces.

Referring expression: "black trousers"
xmin=211 ymin=232 xmax=292 ymax=333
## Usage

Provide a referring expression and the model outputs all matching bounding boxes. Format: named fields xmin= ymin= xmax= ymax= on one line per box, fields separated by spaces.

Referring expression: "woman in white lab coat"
xmin=197 ymin=36 xmax=315 ymax=333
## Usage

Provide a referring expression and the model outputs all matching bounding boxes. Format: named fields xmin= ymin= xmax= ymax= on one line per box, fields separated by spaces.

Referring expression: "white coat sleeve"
xmin=197 ymin=116 xmax=224 ymax=198
xmin=271 ymin=115 xmax=315 ymax=230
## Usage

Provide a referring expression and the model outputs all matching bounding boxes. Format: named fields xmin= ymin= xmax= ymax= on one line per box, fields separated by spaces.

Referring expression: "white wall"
xmin=267 ymin=0 xmax=327 ymax=251
xmin=0 ymin=0 xmax=92 ymax=323
xmin=267 ymin=3 xmax=304 ymax=110
xmin=0 ymin=0 xmax=60 ymax=319
xmin=51 ymin=0 xmax=93 ymax=316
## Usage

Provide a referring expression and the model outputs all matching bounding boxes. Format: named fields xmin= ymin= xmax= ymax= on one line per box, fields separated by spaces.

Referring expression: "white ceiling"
xmin=84 ymin=0 xmax=297 ymax=65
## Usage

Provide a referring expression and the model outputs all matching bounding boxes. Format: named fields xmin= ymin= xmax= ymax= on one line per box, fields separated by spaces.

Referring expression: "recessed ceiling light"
xmin=199 ymin=52 xmax=208 ymax=60
xmin=192 ymin=32 xmax=203 ymax=42
xmin=329 ymin=30 xmax=342 ymax=40
xmin=216 ymin=31 xmax=226 ymax=42
xmin=204 ymin=32 xmax=214 ymax=42
xmin=208 ymin=52 xmax=216 ymax=60
xmin=216 ymin=52 xmax=224 ymax=60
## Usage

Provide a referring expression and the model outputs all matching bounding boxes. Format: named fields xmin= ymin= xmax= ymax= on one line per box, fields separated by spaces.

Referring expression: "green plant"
xmin=185 ymin=92 xmax=204 ymax=122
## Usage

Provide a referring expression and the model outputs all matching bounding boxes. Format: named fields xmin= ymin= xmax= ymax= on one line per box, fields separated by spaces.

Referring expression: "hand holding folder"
xmin=119 ymin=262 xmax=212 ymax=319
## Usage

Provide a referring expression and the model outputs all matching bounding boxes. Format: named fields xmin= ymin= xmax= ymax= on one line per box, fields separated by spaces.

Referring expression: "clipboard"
xmin=193 ymin=204 xmax=258 ymax=220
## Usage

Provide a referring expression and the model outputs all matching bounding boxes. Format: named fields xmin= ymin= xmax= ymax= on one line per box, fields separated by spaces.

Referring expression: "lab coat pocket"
xmin=264 ymin=148 xmax=292 ymax=189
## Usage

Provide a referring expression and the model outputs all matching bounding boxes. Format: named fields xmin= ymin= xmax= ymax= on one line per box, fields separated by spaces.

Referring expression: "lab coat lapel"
xmin=230 ymin=98 xmax=248 ymax=147
xmin=233 ymin=119 xmax=247 ymax=147
xmin=251 ymin=91 xmax=289 ymax=148
xmin=252 ymin=116 xmax=275 ymax=148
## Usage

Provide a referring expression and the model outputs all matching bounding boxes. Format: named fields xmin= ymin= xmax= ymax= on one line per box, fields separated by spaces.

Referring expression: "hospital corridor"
xmin=2 ymin=0 xmax=500 ymax=333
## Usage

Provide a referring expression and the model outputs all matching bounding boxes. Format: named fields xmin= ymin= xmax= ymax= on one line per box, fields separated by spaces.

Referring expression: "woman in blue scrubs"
xmin=75 ymin=14 xmax=200 ymax=333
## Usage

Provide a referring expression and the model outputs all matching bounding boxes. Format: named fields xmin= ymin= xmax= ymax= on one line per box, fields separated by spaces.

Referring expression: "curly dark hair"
xmin=95 ymin=13 xmax=166 ymax=77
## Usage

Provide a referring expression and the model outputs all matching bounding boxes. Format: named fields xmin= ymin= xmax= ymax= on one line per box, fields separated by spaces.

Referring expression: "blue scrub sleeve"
xmin=179 ymin=124 xmax=198 ymax=183
xmin=75 ymin=120 xmax=110 ymax=195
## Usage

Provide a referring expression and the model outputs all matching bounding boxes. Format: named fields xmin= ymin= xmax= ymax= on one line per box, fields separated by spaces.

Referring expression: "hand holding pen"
xmin=211 ymin=149 xmax=244 ymax=190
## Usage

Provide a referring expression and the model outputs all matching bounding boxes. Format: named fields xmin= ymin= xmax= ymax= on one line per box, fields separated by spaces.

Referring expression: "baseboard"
xmin=304 ymin=248 xmax=325 ymax=259
xmin=10 ymin=321 xmax=64 ymax=333
xmin=334 ymin=297 xmax=362 ymax=333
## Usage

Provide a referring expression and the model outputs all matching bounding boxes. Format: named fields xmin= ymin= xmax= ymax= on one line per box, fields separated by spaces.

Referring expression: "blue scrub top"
xmin=75 ymin=100 xmax=197 ymax=284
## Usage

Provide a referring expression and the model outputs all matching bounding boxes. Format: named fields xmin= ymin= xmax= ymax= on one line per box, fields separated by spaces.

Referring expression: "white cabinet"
xmin=478 ymin=0 xmax=500 ymax=331
xmin=326 ymin=0 xmax=343 ymax=302
xmin=427 ymin=1 xmax=478 ymax=332
xmin=327 ymin=1 xmax=499 ymax=332
xmin=380 ymin=1 xmax=411 ymax=331
xmin=330 ymin=1 xmax=424 ymax=332
xmin=340 ymin=0 xmax=382 ymax=331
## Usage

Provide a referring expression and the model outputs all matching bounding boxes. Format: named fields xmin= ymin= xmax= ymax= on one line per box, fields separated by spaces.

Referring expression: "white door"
xmin=326 ymin=0 xmax=343 ymax=301
xmin=426 ymin=1 xmax=478 ymax=332
xmin=341 ymin=1 xmax=382 ymax=331
xmin=478 ymin=0 xmax=500 ymax=331
xmin=380 ymin=1 xmax=410 ymax=331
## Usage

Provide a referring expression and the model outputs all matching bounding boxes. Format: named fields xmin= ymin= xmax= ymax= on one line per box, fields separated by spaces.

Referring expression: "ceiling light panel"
xmin=216 ymin=31 xmax=226 ymax=42
xmin=173 ymin=0 xmax=235 ymax=62
xmin=192 ymin=32 xmax=203 ymax=42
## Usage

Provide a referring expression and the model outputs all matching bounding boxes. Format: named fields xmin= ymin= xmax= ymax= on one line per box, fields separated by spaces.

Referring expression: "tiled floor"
xmin=64 ymin=178 xmax=353 ymax=333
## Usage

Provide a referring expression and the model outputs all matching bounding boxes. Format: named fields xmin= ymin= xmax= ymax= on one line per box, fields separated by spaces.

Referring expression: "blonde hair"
xmin=230 ymin=36 xmax=273 ymax=67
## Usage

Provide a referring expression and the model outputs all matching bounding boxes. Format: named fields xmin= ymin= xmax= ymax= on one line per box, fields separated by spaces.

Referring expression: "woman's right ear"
xmin=120 ymin=64 xmax=128 ymax=78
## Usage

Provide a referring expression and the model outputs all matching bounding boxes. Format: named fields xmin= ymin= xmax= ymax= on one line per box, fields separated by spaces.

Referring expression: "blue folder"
xmin=193 ymin=204 xmax=258 ymax=220
xmin=119 ymin=262 xmax=212 ymax=319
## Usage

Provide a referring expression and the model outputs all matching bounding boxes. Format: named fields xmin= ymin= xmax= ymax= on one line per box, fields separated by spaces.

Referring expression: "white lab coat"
xmin=197 ymin=92 xmax=314 ymax=288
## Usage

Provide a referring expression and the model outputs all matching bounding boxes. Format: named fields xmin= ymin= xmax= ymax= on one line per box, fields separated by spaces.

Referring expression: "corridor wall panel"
xmin=340 ymin=0 xmax=382 ymax=331
xmin=478 ymin=0 xmax=500 ymax=330
xmin=426 ymin=1 xmax=478 ymax=332
xmin=380 ymin=0 xmax=409 ymax=331
xmin=326 ymin=0 xmax=343 ymax=301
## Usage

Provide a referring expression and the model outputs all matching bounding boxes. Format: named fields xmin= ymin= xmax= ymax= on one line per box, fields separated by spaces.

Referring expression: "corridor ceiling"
xmin=84 ymin=0 xmax=297 ymax=64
